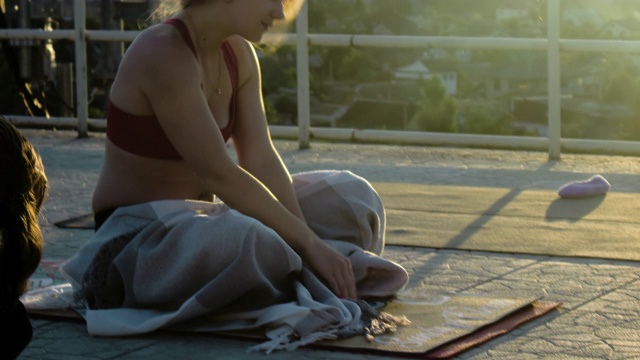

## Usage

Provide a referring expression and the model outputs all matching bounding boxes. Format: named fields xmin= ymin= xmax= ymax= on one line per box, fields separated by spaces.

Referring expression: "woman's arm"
xmin=227 ymin=39 xmax=358 ymax=298
xmin=138 ymin=33 xmax=356 ymax=299
xmin=230 ymin=38 xmax=305 ymax=222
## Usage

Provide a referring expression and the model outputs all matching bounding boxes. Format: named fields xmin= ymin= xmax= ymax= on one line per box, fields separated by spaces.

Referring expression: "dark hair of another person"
xmin=0 ymin=115 xmax=48 ymax=311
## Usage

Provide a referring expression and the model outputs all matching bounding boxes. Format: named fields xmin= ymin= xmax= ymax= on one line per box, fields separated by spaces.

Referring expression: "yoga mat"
xmin=374 ymin=183 xmax=640 ymax=261
xmin=53 ymin=183 xmax=636 ymax=259
xmin=313 ymin=300 xmax=560 ymax=359
xmin=22 ymin=260 xmax=561 ymax=359
xmin=54 ymin=213 xmax=94 ymax=229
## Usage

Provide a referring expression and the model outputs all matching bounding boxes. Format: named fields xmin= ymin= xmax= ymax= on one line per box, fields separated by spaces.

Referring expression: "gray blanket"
xmin=61 ymin=170 xmax=409 ymax=351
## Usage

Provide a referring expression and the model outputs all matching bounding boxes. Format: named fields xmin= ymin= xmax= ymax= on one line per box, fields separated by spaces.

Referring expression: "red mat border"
xmin=303 ymin=300 xmax=561 ymax=359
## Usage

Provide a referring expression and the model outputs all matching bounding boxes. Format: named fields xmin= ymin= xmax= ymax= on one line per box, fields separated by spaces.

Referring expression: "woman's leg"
xmin=292 ymin=171 xmax=407 ymax=297
xmin=292 ymin=170 xmax=385 ymax=255
xmin=80 ymin=203 xmax=303 ymax=313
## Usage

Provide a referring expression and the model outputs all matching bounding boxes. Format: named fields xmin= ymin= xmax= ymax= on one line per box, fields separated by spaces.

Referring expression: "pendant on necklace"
xmin=216 ymin=89 xmax=222 ymax=95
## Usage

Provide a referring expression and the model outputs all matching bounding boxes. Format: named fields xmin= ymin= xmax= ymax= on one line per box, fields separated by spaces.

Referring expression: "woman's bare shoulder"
xmin=118 ymin=24 xmax=200 ymax=93
xmin=111 ymin=23 xmax=200 ymax=107
xmin=123 ymin=24 xmax=198 ymax=72
xmin=224 ymin=36 xmax=260 ymax=85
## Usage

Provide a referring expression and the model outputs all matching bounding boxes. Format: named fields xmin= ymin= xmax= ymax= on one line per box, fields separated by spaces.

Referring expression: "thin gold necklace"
xmin=186 ymin=13 xmax=222 ymax=95
xmin=199 ymin=39 xmax=223 ymax=96
xmin=215 ymin=48 xmax=222 ymax=95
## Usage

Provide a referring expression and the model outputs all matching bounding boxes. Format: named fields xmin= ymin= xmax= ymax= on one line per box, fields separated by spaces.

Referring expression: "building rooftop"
xmin=19 ymin=128 xmax=640 ymax=360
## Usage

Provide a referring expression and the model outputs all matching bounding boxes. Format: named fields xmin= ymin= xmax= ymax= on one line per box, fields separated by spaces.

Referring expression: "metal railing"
xmin=3 ymin=0 xmax=640 ymax=158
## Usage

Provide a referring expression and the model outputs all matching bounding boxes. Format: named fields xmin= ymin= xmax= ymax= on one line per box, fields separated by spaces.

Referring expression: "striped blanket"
xmin=60 ymin=171 xmax=409 ymax=352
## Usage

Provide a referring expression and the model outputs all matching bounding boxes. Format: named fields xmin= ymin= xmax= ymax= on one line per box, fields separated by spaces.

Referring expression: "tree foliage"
xmin=410 ymin=78 xmax=458 ymax=133
xmin=463 ymin=110 xmax=514 ymax=135
xmin=599 ymin=57 xmax=640 ymax=140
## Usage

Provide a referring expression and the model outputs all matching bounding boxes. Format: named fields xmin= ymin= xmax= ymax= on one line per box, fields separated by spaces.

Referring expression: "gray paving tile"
xmin=15 ymin=129 xmax=640 ymax=360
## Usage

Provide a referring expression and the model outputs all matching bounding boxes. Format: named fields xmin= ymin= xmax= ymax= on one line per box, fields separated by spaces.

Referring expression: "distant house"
xmin=394 ymin=60 xmax=431 ymax=80
xmin=310 ymin=101 xmax=349 ymax=127
xmin=423 ymin=48 xmax=473 ymax=64
xmin=393 ymin=60 xmax=458 ymax=95
xmin=339 ymin=99 xmax=419 ymax=131
xmin=461 ymin=55 xmax=546 ymax=101
xmin=267 ymin=88 xmax=349 ymax=127
xmin=327 ymin=81 xmax=424 ymax=130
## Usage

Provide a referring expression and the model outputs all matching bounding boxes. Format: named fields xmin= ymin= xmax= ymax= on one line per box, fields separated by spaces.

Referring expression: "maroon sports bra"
xmin=106 ymin=18 xmax=239 ymax=160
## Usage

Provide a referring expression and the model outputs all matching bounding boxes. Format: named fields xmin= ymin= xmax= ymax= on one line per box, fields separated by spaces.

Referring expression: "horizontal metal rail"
xmin=5 ymin=29 xmax=640 ymax=54
xmin=0 ymin=28 xmax=75 ymax=40
xmin=3 ymin=0 xmax=640 ymax=157
xmin=8 ymin=114 xmax=640 ymax=156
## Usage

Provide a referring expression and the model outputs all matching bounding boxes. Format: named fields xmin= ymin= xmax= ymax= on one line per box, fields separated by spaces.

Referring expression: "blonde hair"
xmin=0 ymin=116 xmax=47 ymax=310
xmin=149 ymin=0 xmax=304 ymax=26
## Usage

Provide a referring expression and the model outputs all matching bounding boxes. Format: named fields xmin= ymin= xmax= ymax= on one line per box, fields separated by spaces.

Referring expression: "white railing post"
xmin=74 ymin=0 xmax=89 ymax=138
xmin=5 ymin=2 xmax=640 ymax=156
xmin=547 ymin=0 xmax=562 ymax=159
xmin=295 ymin=0 xmax=310 ymax=149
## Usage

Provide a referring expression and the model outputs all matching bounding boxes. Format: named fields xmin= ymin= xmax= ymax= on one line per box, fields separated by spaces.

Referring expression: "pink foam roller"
xmin=557 ymin=174 xmax=611 ymax=198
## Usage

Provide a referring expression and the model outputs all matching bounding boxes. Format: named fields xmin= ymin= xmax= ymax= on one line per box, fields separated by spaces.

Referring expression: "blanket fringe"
xmin=248 ymin=299 xmax=410 ymax=354
xmin=247 ymin=325 xmax=295 ymax=354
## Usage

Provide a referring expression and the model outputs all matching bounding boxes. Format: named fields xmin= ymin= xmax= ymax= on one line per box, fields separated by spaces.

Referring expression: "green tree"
xmin=336 ymin=48 xmax=385 ymax=82
xmin=264 ymin=97 xmax=284 ymax=125
xmin=409 ymin=77 xmax=458 ymax=133
xmin=258 ymin=45 xmax=297 ymax=95
xmin=618 ymin=107 xmax=640 ymax=141
xmin=602 ymin=57 xmax=640 ymax=105
xmin=463 ymin=110 xmax=514 ymax=135
xmin=308 ymin=0 xmax=369 ymax=33
xmin=370 ymin=0 xmax=412 ymax=19
xmin=600 ymin=57 xmax=640 ymax=141
xmin=273 ymin=95 xmax=297 ymax=125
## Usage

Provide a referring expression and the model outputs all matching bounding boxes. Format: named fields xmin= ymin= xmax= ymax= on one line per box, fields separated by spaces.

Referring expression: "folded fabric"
xmin=557 ymin=174 xmax=611 ymax=198
xmin=59 ymin=170 xmax=409 ymax=351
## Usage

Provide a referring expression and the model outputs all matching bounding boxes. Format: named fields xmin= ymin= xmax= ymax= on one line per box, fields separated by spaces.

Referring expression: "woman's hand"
xmin=302 ymin=239 xmax=357 ymax=299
